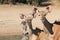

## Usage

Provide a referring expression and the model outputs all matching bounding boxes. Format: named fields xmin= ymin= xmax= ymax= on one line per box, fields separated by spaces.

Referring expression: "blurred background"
xmin=0 ymin=0 xmax=60 ymax=6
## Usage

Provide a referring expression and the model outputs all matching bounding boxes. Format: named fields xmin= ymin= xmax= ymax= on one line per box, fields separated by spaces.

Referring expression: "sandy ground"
xmin=0 ymin=4 xmax=60 ymax=36
xmin=0 ymin=4 xmax=46 ymax=36
xmin=0 ymin=4 xmax=36 ymax=35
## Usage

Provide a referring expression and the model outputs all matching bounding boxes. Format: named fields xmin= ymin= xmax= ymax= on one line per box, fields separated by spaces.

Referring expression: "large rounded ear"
xmin=46 ymin=6 xmax=52 ymax=13
xmin=19 ymin=13 xmax=25 ymax=19
xmin=34 ymin=8 xmax=37 ymax=10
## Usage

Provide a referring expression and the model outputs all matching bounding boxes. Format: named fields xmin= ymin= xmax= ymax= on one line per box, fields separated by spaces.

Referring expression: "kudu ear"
xmin=46 ymin=5 xmax=52 ymax=13
xmin=19 ymin=13 xmax=26 ymax=19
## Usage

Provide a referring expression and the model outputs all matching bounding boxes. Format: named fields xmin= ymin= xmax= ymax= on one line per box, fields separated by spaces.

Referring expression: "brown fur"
xmin=36 ymin=24 xmax=60 ymax=40
xmin=53 ymin=24 xmax=60 ymax=40
xmin=37 ymin=32 xmax=47 ymax=40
